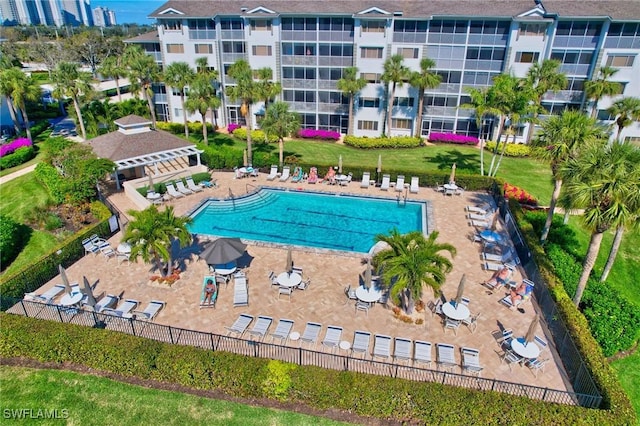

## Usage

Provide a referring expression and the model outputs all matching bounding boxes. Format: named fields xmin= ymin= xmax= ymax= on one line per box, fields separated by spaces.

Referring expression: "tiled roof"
xmin=148 ymin=0 xmax=640 ymax=20
xmin=123 ymin=30 xmax=160 ymax=43
xmin=114 ymin=115 xmax=153 ymax=126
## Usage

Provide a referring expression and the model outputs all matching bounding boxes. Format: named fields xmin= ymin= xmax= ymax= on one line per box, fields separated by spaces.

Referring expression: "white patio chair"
xmin=225 ymin=314 xmax=254 ymax=337
xmin=133 ymin=300 xmax=165 ymax=321
xmin=360 ymin=171 xmax=370 ymax=188
xmin=292 ymin=266 xmax=303 ymax=276
xmin=270 ymin=319 xmax=294 ymax=344
xmin=355 ymin=300 xmax=370 ymax=316
xmin=501 ymin=348 xmax=523 ymax=371
xmin=427 ymin=298 xmax=444 ymax=317
xmin=165 ymin=183 xmax=185 ymax=199
xmin=444 ymin=318 xmax=461 ymax=335
xmin=534 ymin=335 xmax=548 ymax=350
xmin=410 ymin=176 xmax=419 ymax=193
xmin=266 ymin=165 xmax=278 ymax=181
xmin=321 ymin=326 xmax=343 ymax=352
xmin=82 ymin=235 xmax=101 ymax=255
xmin=351 ymin=330 xmax=371 ymax=358
xmin=462 ymin=312 xmax=481 ymax=333
xmin=394 ymin=175 xmax=405 ymax=192
xmin=297 ymin=278 xmax=310 ymax=291
xmin=380 ymin=174 xmax=390 ymax=191
xmin=436 ymin=343 xmax=457 ymax=372
xmin=413 ymin=340 xmax=433 ymax=367
xmin=372 ymin=334 xmax=392 ymax=360
xmin=344 ymin=285 xmax=357 ymax=304
xmin=461 ymin=347 xmax=483 ymax=376
xmin=268 ymin=271 xmax=279 ymax=290
xmin=278 ymin=286 xmax=293 ymax=300
xmin=526 ymin=357 xmax=549 ymax=377
xmin=299 ymin=322 xmax=322 ymax=348
xmin=186 ymin=176 xmax=203 ymax=192
xmin=247 ymin=315 xmax=273 ymax=341
xmin=393 ymin=337 xmax=413 ymax=363
xmin=279 ymin=166 xmax=291 ymax=182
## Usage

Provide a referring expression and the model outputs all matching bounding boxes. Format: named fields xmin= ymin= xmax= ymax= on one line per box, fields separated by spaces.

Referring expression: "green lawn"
xmin=0 ymin=129 xmax=53 ymax=178
xmin=0 ymin=366 xmax=352 ymax=426
xmin=611 ymin=352 xmax=640 ymax=424
xmin=0 ymin=172 xmax=52 ymax=223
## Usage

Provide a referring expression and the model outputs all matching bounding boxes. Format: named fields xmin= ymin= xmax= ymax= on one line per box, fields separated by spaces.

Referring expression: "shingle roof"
xmin=114 ymin=115 xmax=153 ymax=126
xmin=123 ymin=30 xmax=160 ymax=44
xmin=148 ymin=0 xmax=640 ymax=20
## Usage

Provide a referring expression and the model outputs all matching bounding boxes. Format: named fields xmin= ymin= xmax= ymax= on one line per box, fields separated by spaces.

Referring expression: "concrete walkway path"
xmin=0 ymin=164 xmax=37 ymax=185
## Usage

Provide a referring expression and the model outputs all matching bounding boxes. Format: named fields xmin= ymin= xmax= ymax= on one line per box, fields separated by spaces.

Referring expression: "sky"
xmin=91 ymin=0 xmax=166 ymax=25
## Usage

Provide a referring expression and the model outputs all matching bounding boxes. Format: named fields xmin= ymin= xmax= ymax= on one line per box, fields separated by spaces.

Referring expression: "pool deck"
xmin=27 ymin=171 xmax=573 ymax=395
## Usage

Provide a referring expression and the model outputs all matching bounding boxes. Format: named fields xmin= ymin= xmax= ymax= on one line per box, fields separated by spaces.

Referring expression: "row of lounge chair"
xmin=378 ymin=174 xmax=420 ymax=193
xmin=164 ymin=177 xmax=204 ymax=199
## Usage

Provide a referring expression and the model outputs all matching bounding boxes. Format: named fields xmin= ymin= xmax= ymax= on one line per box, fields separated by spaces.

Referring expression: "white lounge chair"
xmin=95 ymin=294 xmax=119 ymax=313
xmin=466 ymin=204 xmax=492 ymax=215
xmin=393 ymin=337 xmax=412 ymax=362
xmin=103 ymin=298 xmax=139 ymax=318
xmin=226 ymin=313 xmax=254 ymax=337
xmin=279 ymin=166 xmax=290 ymax=182
xmin=186 ymin=177 xmax=203 ymax=192
xmin=461 ymin=347 xmax=483 ymax=376
xmin=175 ymin=180 xmax=194 ymax=195
xmin=482 ymin=248 xmax=515 ymax=264
xmin=372 ymin=334 xmax=392 ymax=360
xmin=321 ymin=325 xmax=343 ymax=352
xmin=24 ymin=284 xmax=65 ymax=304
xmin=247 ymin=315 xmax=273 ymax=341
xmin=413 ymin=340 xmax=433 ymax=367
xmin=360 ymin=172 xmax=370 ymax=188
xmin=82 ymin=235 xmax=101 ymax=255
xmin=436 ymin=343 xmax=457 ymax=371
xmin=233 ymin=279 xmax=249 ymax=307
xmin=266 ymin=165 xmax=278 ymax=181
xmin=270 ymin=318 xmax=294 ymax=344
xmin=468 ymin=212 xmax=492 ymax=221
xmin=380 ymin=174 xmax=390 ymax=191
xmin=351 ymin=330 xmax=371 ymax=358
xmin=134 ymin=300 xmax=165 ymax=321
xmin=166 ymin=183 xmax=185 ymax=199
xmin=395 ymin=175 xmax=405 ymax=192
xmin=410 ymin=176 xmax=419 ymax=193
xmin=299 ymin=322 xmax=322 ymax=348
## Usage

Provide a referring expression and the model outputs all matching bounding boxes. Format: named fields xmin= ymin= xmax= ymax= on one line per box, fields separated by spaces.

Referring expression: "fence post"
xmin=169 ymin=327 xmax=174 ymax=344
xmin=56 ymin=305 xmax=64 ymax=323
xmin=298 ymin=347 xmax=302 ymax=366
xmin=129 ymin=317 xmax=135 ymax=336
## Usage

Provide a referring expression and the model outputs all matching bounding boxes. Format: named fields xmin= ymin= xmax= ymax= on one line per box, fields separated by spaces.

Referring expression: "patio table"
xmin=277 ymin=272 xmax=302 ymax=288
xmin=443 ymin=183 xmax=458 ymax=191
xmin=511 ymin=338 xmax=540 ymax=359
xmin=441 ymin=301 xmax=470 ymax=321
xmin=59 ymin=291 xmax=83 ymax=307
xmin=355 ymin=286 xmax=382 ymax=303
xmin=214 ymin=261 xmax=237 ymax=275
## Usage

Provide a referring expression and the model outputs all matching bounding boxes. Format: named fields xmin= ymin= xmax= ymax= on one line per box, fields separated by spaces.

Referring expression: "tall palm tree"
xmin=531 ymin=110 xmax=606 ymax=243
xmin=52 ymin=62 xmax=94 ymax=140
xmin=255 ymin=67 xmax=281 ymax=109
xmin=0 ymin=67 xmax=23 ymax=135
xmin=0 ymin=67 xmax=40 ymax=139
xmin=226 ymin=59 xmax=259 ymax=165
xmin=409 ymin=58 xmax=441 ymax=138
xmin=123 ymin=205 xmax=192 ymax=277
xmin=561 ymin=142 xmax=640 ymax=306
xmin=606 ymin=96 xmax=640 ymax=142
xmin=461 ymin=87 xmax=499 ymax=176
xmin=185 ymin=74 xmax=220 ymax=144
xmin=337 ymin=67 xmax=367 ymax=136
xmin=523 ymin=59 xmax=567 ymax=145
xmin=98 ymin=55 xmax=127 ymax=102
xmin=194 ymin=57 xmax=221 ymax=128
xmin=381 ymin=54 xmax=410 ymax=136
xmin=124 ymin=46 xmax=161 ymax=128
xmin=260 ymin=101 xmax=301 ymax=166
xmin=373 ymin=229 xmax=456 ymax=314
xmin=584 ymin=66 xmax=621 ymax=119
xmin=164 ymin=61 xmax=196 ymax=138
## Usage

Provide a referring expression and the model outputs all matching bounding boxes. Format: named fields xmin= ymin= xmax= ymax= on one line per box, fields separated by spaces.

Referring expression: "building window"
xmin=358 ymin=98 xmax=380 ymax=108
xmin=624 ymin=136 xmax=640 ymax=145
xmin=606 ymin=55 xmax=635 ymax=67
xmin=318 ymin=44 xmax=353 ymax=57
xmin=188 ymin=19 xmax=215 ymax=30
xmin=194 ymin=44 xmax=213 ymax=54
xmin=361 ymin=47 xmax=383 ymax=59
xmin=318 ymin=91 xmax=347 ymax=104
xmin=166 ymin=44 xmax=184 ymax=54
xmin=220 ymin=19 xmax=243 ymax=30
xmin=518 ymin=23 xmax=546 ymax=37
xmin=361 ymin=20 xmax=386 ymax=33
xmin=283 ymin=67 xmax=316 ymax=79
xmin=393 ymin=20 xmax=428 ymax=33
xmin=250 ymin=19 xmax=272 ymax=31
xmin=162 ymin=20 xmax=182 ymax=31
xmin=318 ymin=68 xmax=344 ymax=80
xmin=358 ymin=120 xmax=378 ymax=131
xmin=222 ymin=41 xmax=245 ymax=53
xmin=252 ymin=45 xmax=273 ymax=56
xmin=391 ymin=118 xmax=412 ymax=129
xmin=397 ymin=47 xmax=419 ymax=59
xmin=550 ymin=50 xmax=593 ymax=65
xmin=393 ymin=97 xmax=415 ymax=107
xmin=515 ymin=51 xmax=540 ymax=63
xmin=282 ymin=43 xmax=316 ymax=56
xmin=361 ymin=72 xmax=381 ymax=83
xmin=282 ymin=17 xmax=316 ymax=31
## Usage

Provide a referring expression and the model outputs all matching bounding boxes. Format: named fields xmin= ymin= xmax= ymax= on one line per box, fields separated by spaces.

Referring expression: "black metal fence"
xmin=491 ymin=192 xmax=602 ymax=407
xmin=4 ymin=298 xmax=602 ymax=408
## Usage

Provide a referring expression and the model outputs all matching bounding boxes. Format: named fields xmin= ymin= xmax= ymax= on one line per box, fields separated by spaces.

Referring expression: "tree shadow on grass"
xmin=425 ymin=149 xmax=480 ymax=174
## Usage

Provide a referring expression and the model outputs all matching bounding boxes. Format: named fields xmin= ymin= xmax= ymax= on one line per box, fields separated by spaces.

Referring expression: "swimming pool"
xmin=188 ymin=188 xmax=427 ymax=253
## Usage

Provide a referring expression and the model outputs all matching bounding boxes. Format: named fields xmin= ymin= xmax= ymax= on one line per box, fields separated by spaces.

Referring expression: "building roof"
xmin=123 ymin=30 xmax=160 ymax=44
xmin=149 ymin=0 xmax=640 ymax=20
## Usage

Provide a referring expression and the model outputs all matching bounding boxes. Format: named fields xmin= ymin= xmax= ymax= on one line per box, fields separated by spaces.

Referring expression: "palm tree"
xmin=531 ymin=110 xmax=606 ymax=243
xmin=381 ymin=54 xmax=410 ymax=136
xmin=52 ymin=62 xmax=94 ymax=140
xmin=523 ymin=59 xmax=567 ymax=145
xmin=606 ymin=96 xmax=640 ymax=142
xmin=255 ymin=67 xmax=281 ymax=109
xmin=123 ymin=205 xmax=192 ymax=277
xmin=409 ymin=58 xmax=441 ymax=138
xmin=185 ymin=74 xmax=220 ymax=144
xmin=584 ymin=66 xmax=621 ymax=119
xmin=164 ymin=61 xmax=196 ymax=138
xmin=0 ymin=67 xmax=39 ymax=139
xmin=194 ymin=57 xmax=221 ymax=129
xmin=0 ymin=67 xmax=23 ymax=135
xmin=561 ymin=142 xmax=640 ymax=306
xmin=226 ymin=60 xmax=259 ymax=165
xmin=124 ymin=46 xmax=161 ymax=128
xmin=337 ymin=67 xmax=367 ymax=136
xmin=372 ymin=229 xmax=456 ymax=314
xmin=99 ymin=56 xmax=127 ymax=102
xmin=260 ymin=101 xmax=301 ymax=166
xmin=461 ymin=87 xmax=498 ymax=176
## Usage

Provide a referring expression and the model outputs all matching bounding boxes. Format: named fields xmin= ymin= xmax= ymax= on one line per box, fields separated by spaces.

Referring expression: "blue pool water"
xmin=188 ymin=188 xmax=426 ymax=253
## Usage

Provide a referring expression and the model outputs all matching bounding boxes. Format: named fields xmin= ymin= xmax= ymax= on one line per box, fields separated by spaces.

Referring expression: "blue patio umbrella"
xmin=199 ymin=238 xmax=247 ymax=265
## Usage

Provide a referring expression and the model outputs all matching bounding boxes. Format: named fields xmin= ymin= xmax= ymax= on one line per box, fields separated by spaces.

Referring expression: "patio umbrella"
xmin=491 ymin=212 xmax=500 ymax=231
xmin=455 ymin=273 xmax=466 ymax=304
xmin=364 ymin=260 xmax=373 ymax=290
xmin=376 ymin=155 xmax=382 ymax=184
xmin=449 ymin=163 xmax=457 ymax=184
xmin=285 ymin=248 xmax=293 ymax=273
xmin=199 ymin=238 xmax=247 ymax=265
xmin=243 ymin=149 xmax=248 ymax=167
xmin=82 ymin=276 xmax=97 ymax=307
xmin=338 ymin=155 xmax=343 ymax=174
xmin=59 ymin=264 xmax=72 ymax=295
xmin=525 ymin=314 xmax=540 ymax=345
xmin=147 ymin=173 xmax=154 ymax=192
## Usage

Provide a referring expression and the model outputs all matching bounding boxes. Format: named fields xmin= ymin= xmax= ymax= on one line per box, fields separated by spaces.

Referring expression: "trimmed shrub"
xmin=227 ymin=123 xmax=240 ymax=133
xmin=343 ymin=136 xmax=422 ymax=149
xmin=0 ymin=137 xmax=32 ymax=157
xmin=428 ymin=132 xmax=479 ymax=145
xmin=484 ymin=142 xmax=532 ymax=157
xmin=297 ymin=129 xmax=340 ymax=141
xmin=0 ymin=215 xmax=26 ymax=268
xmin=0 ymin=146 xmax=35 ymax=169
xmin=232 ymin=127 xmax=278 ymax=144
xmin=503 ymin=182 xmax=537 ymax=206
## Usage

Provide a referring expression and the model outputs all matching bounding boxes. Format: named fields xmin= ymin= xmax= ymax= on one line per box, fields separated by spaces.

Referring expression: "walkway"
xmin=0 ymin=164 xmax=37 ymax=185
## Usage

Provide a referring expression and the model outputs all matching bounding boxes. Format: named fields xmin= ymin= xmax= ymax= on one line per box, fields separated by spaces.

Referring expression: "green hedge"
xmin=0 ymin=313 xmax=632 ymax=425
xmin=0 ymin=215 xmax=26 ymax=268
xmin=232 ymin=128 xmax=279 ymax=144
xmin=343 ymin=136 xmax=423 ymax=149
xmin=484 ymin=142 xmax=532 ymax=157
xmin=0 ymin=146 xmax=35 ymax=169
xmin=509 ymin=202 xmax=635 ymax=421
xmin=155 ymin=121 xmax=214 ymax=135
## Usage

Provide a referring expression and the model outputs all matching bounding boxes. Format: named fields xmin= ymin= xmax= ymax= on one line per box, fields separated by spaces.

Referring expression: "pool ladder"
xmin=397 ymin=188 xmax=408 ymax=206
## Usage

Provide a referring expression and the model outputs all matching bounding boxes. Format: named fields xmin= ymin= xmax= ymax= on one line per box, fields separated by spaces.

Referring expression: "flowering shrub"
xmin=344 ymin=136 xmax=422 ymax=149
xmin=484 ymin=141 xmax=532 ymax=157
xmin=297 ymin=129 xmax=341 ymax=141
xmin=0 ymin=138 xmax=32 ymax=157
xmin=503 ymin=183 xmax=538 ymax=206
xmin=428 ymin=132 xmax=479 ymax=145
xmin=227 ymin=123 xmax=240 ymax=133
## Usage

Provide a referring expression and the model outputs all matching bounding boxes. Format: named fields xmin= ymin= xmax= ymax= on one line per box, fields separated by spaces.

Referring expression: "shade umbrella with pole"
xmin=376 ymin=154 xmax=382 ymax=185
xmin=449 ymin=163 xmax=457 ymax=185
xmin=147 ymin=173 xmax=154 ymax=193
xmin=285 ymin=248 xmax=293 ymax=273
xmin=243 ymin=149 xmax=248 ymax=167
xmin=199 ymin=238 xmax=247 ymax=265
xmin=455 ymin=273 xmax=466 ymax=305
xmin=490 ymin=212 xmax=500 ymax=231
xmin=364 ymin=260 xmax=373 ymax=290
xmin=525 ymin=314 xmax=540 ymax=346
xmin=59 ymin=264 xmax=72 ymax=295
xmin=338 ymin=155 xmax=343 ymax=174
xmin=82 ymin=276 xmax=97 ymax=307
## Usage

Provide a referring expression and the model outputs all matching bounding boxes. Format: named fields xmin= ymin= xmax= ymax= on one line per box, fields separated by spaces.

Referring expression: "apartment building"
xmin=144 ymin=0 xmax=640 ymax=142
xmin=0 ymin=0 xmax=93 ymax=26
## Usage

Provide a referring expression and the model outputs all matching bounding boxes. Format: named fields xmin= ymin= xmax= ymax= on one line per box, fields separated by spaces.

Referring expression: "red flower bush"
xmin=503 ymin=183 xmax=538 ymax=206
xmin=0 ymin=138 xmax=32 ymax=157
xmin=297 ymin=129 xmax=341 ymax=141
xmin=428 ymin=132 xmax=479 ymax=145
xmin=227 ymin=123 xmax=240 ymax=133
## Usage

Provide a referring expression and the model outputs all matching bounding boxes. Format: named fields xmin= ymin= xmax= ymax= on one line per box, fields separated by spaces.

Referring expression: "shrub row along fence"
xmin=489 ymin=187 xmax=602 ymax=408
xmin=3 ymin=298 xmax=601 ymax=408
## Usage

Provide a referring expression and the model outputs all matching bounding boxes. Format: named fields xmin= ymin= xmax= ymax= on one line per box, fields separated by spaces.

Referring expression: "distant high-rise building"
xmin=0 ymin=0 xmax=93 ymax=26
xmin=93 ymin=5 xmax=115 ymax=27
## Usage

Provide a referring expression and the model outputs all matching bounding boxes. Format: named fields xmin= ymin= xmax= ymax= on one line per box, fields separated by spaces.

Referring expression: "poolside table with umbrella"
xmin=455 ymin=274 xmax=466 ymax=305
xmin=449 ymin=163 xmax=457 ymax=185
xmin=58 ymin=265 xmax=83 ymax=307
xmin=285 ymin=248 xmax=293 ymax=274
xmin=199 ymin=238 xmax=247 ymax=273
xmin=376 ymin=154 xmax=382 ymax=185
xmin=442 ymin=275 xmax=470 ymax=321
xmin=82 ymin=276 xmax=97 ymax=307
xmin=511 ymin=314 xmax=541 ymax=359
